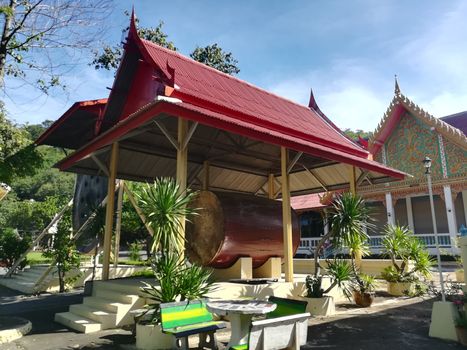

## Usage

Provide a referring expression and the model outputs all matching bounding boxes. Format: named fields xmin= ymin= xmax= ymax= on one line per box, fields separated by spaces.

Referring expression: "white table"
xmin=207 ymin=300 xmax=276 ymax=347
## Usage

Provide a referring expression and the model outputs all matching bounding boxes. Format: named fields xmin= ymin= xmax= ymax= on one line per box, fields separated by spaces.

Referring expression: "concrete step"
xmin=12 ymin=273 xmax=42 ymax=283
xmin=83 ymin=296 xmax=128 ymax=313
xmin=54 ymin=312 xmax=102 ymax=333
xmin=94 ymin=288 xmax=140 ymax=304
xmin=0 ymin=278 xmax=36 ymax=294
xmin=69 ymin=304 xmax=117 ymax=329
xmin=22 ymin=268 xmax=50 ymax=277
xmin=93 ymin=279 xmax=148 ymax=296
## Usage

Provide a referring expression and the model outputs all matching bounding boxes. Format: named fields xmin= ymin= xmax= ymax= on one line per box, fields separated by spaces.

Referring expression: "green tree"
xmin=43 ymin=209 xmax=80 ymax=292
xmin=343 ymin=129 xmax=373 ymax=140
xmin=0 ymin=195 xmax=59 ymax=234
xmin=0 ymin=0 xmax=113 ymax=93
xmin=92 ymin=12 xmax=239 ymax=75
xmin=190 ymin=44 xmax=240 ymax=75
xmin=0 ymin=227 xmax=30 ymax=268
xmin=0 ymin=106 xmax=43 ymax=183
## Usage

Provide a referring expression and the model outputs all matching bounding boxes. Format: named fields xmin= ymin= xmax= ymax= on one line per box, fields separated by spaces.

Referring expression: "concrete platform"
xmin=0 ymin=316 xmax=32 ymax=344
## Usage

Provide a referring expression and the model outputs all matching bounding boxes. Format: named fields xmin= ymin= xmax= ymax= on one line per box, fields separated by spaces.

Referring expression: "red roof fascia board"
xmin=57 ymin=101 xmax=406 ymax=180
xmin=369 ymin=104 xmax=405 ymax=155
xmin=131 ymin=36 xmax=368 ymax=158
xmin=36 ymin=99 xmax=107 ymax=145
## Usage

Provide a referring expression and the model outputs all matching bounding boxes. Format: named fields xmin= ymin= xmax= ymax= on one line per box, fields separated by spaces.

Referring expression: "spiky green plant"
xmin=313 ymin=192 xmax=373 ymax=275
xmin=381 ymin=224 xmax=434 ymax=283
xmin=323 ymin=259 xmax=354 ymax=300
xmin=134 ymin=177 xmax=198 ymax=254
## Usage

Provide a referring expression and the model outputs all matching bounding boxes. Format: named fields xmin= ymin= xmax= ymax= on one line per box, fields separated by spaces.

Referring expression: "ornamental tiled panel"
xmin=443 ymin=138 xmax=467 ymax=176
xmin=385 ymin=112 xmax=442 ymax=178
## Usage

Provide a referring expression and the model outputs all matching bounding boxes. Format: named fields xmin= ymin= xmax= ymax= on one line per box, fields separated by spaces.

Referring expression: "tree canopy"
xmin=0 ymin=0 xmax=113 ymax=93
xmin=0 ymin=105 xmax=43 ymax=184
xmin=92 ymin=12 xmax=240 ymax=75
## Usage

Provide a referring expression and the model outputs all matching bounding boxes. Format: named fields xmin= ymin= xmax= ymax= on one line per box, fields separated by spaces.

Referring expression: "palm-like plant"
xmin=134 ymin=178 xmax=214 ymax=325
xmin=134 ymin=178 xmax=198 ymax=254
xmin=314 ymin=192 xmax=373 ymax=275
xmin=381 ymin=224 xmax=434 ymax=282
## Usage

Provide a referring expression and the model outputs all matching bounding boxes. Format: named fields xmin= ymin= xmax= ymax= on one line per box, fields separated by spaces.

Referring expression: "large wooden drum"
xmin=186 ymin=191 xmax=300 ymax=269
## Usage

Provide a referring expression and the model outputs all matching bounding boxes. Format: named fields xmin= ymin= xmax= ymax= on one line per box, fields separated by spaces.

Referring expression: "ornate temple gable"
xmin=443 ymin=137 xmax=467 ymax=177
xmin=369 ymin=85 xmax=467 ymax=157
xmin=385 ymin=111 xmax=442 ymax=178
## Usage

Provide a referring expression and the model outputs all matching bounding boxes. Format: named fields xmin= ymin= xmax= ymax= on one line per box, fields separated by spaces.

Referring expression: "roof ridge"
xmin=141 ymin=39 xmax=323 ymax=114
xmin=140 ymin=38 xmax=360 ymax=149
xmin=369 ymin=91 xmax=467 ymax=151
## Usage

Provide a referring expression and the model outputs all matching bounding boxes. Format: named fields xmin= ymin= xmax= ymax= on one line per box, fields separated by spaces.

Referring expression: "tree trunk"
xmin=314 ymin=231 xmax=333 ymax=276
xmin=0 ymin=0 xmax=16 ymax=86
xmin=58 ymin=268 xmax=65 ymax=293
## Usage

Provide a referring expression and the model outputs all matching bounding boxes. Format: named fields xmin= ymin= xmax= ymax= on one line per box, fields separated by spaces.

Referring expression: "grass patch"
xmin=118 ymin=259 xmax=151 ymax=266
xmin=27 ymin=251 xmax=52 ymax=265
xmin=131 ymin=269 xmax=155 ymax=278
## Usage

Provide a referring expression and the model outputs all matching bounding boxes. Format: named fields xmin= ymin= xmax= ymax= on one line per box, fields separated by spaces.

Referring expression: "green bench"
xmin=266 ymin=296 xmax=308 ymax=319
xmin=231 ymin=297 xmax=310 ymax=350
xmin=160 ymin=300 xmax=226 ymax=350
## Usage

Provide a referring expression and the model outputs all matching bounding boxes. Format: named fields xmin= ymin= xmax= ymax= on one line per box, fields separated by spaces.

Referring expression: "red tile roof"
xmin=291 ymin=193 xmax=326 ymax=211
xmin=134 ymin=33 xmax=368 ymax=158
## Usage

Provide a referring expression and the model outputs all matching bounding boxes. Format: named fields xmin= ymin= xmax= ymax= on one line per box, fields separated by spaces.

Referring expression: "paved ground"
xmin=0 ymin=283 xmax=463 ymax=350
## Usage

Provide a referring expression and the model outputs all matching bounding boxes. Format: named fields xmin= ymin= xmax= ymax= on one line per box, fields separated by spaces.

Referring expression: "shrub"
xmin=0 ymin=228 xmax=30 ymax=269
xmin=381 ymin=224 xmax=434 ymax=283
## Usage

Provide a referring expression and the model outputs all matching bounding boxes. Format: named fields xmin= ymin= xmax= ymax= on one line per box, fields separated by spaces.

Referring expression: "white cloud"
xmin=268 ymin=60 xmax=392 ymax=131
xmin=268 ymin=0 xmax=467 ymax=131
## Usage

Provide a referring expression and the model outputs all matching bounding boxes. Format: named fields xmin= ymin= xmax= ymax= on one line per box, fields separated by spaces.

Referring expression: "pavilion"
xmin=37 ymin=13 xmax=407 ymax=282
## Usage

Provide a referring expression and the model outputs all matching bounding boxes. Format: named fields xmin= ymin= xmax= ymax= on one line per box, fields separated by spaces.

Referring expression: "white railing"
xmin=299 ymin=232 xmax=456 ymax=255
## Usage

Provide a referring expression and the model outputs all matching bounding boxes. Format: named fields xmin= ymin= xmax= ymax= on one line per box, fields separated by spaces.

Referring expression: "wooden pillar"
xmin=103 ymin=142 xmax=119 ymax=281
xmin=268 ymin=174 xmax=275 ymax=200
xmin=281 ymin=147 xmax=294 ymax=282
xmin=349 ymin=165 xmax=356 ymax=194
xmin=203 ymin=160 xmax=209 ymax=191
xmin=113 ymin=180 xmax=124 ymax=268
xmin=176 ymin=118 xmax=188 ymax=256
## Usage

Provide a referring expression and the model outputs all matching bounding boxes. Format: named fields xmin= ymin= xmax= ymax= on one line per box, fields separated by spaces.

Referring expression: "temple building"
xmin=296 ymin=82 xmax=467 ymax=255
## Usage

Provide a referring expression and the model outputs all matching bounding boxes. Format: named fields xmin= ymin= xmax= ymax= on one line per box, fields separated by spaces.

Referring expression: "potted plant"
xmin=132 ymin=178 xmax=214 ymax=350
xmin=351 ymin=273 xmax=376 ymax=307
xmin=137 ymin=251 xmax=214 ymax=350
xmin=381 ymin=225 xmax=434 ymax=296
xmin=304 ymin=193 xmax=372 ymax=315
xmin=303 ymin=259 xmax=353 ymax=316
xmin=455 ymin=255 xmax=464 ymax=283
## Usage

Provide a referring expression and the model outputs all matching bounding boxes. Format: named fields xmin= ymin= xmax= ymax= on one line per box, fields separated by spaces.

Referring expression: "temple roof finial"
xmin=394 ymin=74 xmax=401 ymax=95
xmin=308 ymin=88 xmax=319 ymax=110
xmin=129 ymin=7 xmax=138 ymax=38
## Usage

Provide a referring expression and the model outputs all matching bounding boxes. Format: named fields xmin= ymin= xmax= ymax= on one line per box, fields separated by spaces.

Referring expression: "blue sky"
xmin=4 ymin=0 xmax=467 ymax=131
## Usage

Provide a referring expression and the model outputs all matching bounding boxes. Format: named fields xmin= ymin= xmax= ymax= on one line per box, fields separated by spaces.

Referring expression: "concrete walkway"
xmin=0 ymin=284 xmax=463 ymax=349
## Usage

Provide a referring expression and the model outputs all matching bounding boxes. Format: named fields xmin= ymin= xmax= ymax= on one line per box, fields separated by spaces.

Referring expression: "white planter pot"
xmin=301 ymin=296 xmax=335 ymax=316
xmin=136 ymin=323 xmax=173 ymax=350
xmin=387 ymin=282 xmax=414 ymax=296
xmin=456 ymin=269 xmax=464 ymax=282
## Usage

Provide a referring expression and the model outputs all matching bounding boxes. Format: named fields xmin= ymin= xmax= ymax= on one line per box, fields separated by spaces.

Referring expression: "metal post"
xmin=425 ymin=159 xmax=446 ymax=301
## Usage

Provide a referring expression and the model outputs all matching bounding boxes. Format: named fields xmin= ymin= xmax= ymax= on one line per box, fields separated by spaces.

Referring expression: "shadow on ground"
xmin=0 ymin=285 xmax=463 ymax=350
xmin=306 ymin=298 xmax=462 ymax=350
